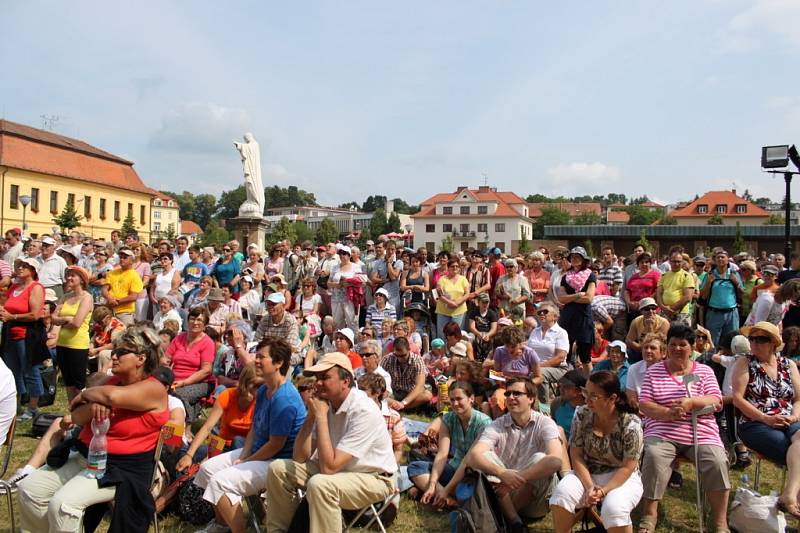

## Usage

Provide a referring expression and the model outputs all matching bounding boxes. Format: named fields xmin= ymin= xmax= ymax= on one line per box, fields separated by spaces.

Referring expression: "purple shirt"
xmin=493 ymin=345 xmax=540 ymax=377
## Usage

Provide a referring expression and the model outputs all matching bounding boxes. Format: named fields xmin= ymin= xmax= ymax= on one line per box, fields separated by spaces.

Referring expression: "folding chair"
xmin=0 ymin=418 xmax=17 ymax=532
xmin=344 ymin=489 xmax=399 ymax=533
xmin=748 ymin=447 xmax=787 ymax=493
xmin=246 ymin=491 xmax=267 ymax=533
xmin=150 ymin=424 xmax=172 ymax=533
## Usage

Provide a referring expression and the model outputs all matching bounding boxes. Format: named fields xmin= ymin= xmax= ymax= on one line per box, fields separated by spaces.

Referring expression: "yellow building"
xmin=151 ymin=191 xmax=180 ymax=240
xmin=0 ymin=119 xmax=154 ymax=240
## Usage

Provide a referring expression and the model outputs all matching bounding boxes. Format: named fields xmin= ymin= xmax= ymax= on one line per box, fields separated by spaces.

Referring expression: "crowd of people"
xmin=0 ymin=225 xmax=799 ymax=532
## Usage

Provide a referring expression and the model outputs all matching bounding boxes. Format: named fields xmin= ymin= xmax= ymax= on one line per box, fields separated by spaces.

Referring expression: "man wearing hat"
xmin=656 ymin=249 xmax=695 ymax=326
xmin=254 ymin=292 xmax=301 ymax=363
xmin=101 ymin=247 xmax=143 ymax=325
xmin=625 ymin=297 xmax=669 ymax=364
xmin=550 ymin=369 xmax=587 ymax=440
xmin=266 ymin=352 xmax=397 ymax=533
xmin=700 ymin=249 xmax=743 ymax=346
xmin=38 ymin=236 xmax=68 ymax=299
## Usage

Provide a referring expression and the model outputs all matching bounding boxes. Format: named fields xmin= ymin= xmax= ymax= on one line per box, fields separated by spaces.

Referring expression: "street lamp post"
xmin=19 ymin=194 xmax=31 ymax=239
xmin=761 ymin=144 xmax=799 ymax=259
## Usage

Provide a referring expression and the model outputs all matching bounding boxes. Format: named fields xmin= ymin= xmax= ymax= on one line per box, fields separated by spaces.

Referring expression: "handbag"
xmin=38 ymin=364 xmax=58 ymax=407
xmin=32 ymin=411 xmax=63 ymax=438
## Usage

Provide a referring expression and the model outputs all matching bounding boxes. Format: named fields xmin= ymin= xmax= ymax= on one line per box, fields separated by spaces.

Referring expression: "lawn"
xmin=0 ymin=384 xmax=790 ymax=532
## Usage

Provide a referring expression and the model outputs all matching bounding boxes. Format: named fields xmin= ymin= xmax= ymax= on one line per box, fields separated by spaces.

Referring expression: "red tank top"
xmin=79 ymin=376 xmax=169 ymax=454
xmin=4 ymin=282 xmax=43 ymax=340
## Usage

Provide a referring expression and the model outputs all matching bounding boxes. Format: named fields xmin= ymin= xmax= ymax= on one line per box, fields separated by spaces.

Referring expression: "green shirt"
xmin=443 ymin=409 xmax=492 ymax=468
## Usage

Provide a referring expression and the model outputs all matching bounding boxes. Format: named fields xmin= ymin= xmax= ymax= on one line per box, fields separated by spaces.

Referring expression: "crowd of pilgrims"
xmin=0 ymin=225 xmax=798 ymax=532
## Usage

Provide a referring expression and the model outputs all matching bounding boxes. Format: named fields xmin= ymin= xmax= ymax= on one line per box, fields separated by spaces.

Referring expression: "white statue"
xmin=234 ymin=132 xmax=265 ymax=217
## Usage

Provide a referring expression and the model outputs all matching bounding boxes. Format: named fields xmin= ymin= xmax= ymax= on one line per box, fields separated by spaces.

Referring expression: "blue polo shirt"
xmin=251 ymin=380 xmax=307 ymax=457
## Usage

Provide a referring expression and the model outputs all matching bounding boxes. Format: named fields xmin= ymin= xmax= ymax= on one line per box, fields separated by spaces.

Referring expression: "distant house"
xmin=669 ymin=190 xmax=769 ymax=225
xmin=526 ymin=202 xmax=602 ymax=219
xmin=606 ymin=210 xmax=630 ymax=225
xmin=151 ymin=191 xmax=180 ymax=240
xmin=180 ymin=220 xmax=204 ymax=244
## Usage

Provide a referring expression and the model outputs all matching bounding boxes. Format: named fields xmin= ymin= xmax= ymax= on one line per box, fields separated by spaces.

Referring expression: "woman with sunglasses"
xmin=551 ymin=370 xmax=643 ymax=533
xmin=528 ymin=302 xmax=570 ymax=403
xmin=18 ymin=324 xmax=169 ymax=532
xmin=745 ymin=264 xmax=784 ymax=327
xmin=212 ymin=244 xmax=241 ymax=297
xmin=732 ymin=321 xmax=800 ymax=518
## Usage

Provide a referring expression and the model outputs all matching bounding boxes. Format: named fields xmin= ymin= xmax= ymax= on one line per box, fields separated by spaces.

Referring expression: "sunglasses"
xmin=748 ymin=335 xmax=772 ymax=344
xmin=110 ymin=348 xmax=137 ymax=359
xmin=503 ymin=390 xmax=528 ymax=398
xmin=360 ymin=352 xmax=377 ymax=357
xmin=223 ymin=248 xmax=232 ymax=252
xmin=536 ymin=309 xmax=549 ymax=316
xmin=641 ymin=306 xmax=657 ymax=312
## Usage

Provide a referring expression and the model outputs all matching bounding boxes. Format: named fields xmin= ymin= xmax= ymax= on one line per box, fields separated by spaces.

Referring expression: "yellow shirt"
xmin=105 ymin=268 xmax=144 ymax=315
xmin=436 ymin=275 xmax=470 ymax=317
xmin=658 ymin=270 xmax=695 ymax=314
xmin=56 ymin=295 xmax=92 ymax=349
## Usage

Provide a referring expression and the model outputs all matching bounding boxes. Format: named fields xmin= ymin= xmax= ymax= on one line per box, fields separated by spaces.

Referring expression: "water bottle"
xmin=86 ymin=418 xmax=110 ymax=479
xmin=740 ymin=473 xmax=750 ymax=490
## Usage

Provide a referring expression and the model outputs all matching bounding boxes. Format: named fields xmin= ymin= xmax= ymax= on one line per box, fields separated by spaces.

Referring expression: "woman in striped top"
xmin=637 ymin=323 xmax=730 ymax=533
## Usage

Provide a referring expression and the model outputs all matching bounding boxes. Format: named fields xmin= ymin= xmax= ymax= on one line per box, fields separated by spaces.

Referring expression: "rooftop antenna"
xmin=40 ymin=114 xmax=60 ymax=131
xmin=481 ymin=172 xmax=489 ymax=186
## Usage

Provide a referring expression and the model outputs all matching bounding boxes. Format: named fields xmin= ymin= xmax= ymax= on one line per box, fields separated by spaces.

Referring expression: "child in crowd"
xmin=358 ymin=373 xmax=407 ymax=463
xmin=423 ymin=338 xmax=450 ymax=380
xmin=713 ymin=333 xmax=752 ymax=469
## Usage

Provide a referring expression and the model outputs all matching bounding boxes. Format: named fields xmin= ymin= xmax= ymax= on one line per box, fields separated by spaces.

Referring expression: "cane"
xmin=682 ymin=373 xmax=716 ymax=533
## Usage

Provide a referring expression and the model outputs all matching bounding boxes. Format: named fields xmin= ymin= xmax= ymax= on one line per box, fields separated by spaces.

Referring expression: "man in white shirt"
xmin=37 ymin=236 xmax=67 ymax=299
xmin=173 ymin=236 xmax=190 ymax=271
xmin=266 ymin=352 xmax=397 ymax=533
xmin=3 ymin=229 xmax=23 ymax=265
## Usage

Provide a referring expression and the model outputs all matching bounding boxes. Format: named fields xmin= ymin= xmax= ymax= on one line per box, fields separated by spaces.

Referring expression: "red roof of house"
xmin=607 ymin=211 xmax=630 ymax=223
xmin=670 ymin=190 xmax=769 ymax=218
xmin=413 ymin=186 xmax=529 ymax=218
xmin=641 ymin=201 xmax=664 ymax=208
xmin=527 ymin=202 xmax=602 ymax=218
xmin=152 ymin=190 xmax=176 ymax=203
xmin=0 ymin=119 xmax=153 ymax=195
xmin=180 ymin=220 xmax=203 ymax=235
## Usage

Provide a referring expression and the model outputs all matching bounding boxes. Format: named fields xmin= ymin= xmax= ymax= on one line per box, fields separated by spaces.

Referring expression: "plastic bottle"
xmin=438 ymin=380 xmax=450 ymax=413
xmin=740 ymin=474 xmax=750 ymax=490
xmin=86 ymin=417 xmax=110 ymax=479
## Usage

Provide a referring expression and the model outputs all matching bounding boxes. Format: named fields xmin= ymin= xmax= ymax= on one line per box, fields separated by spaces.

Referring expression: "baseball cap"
xmin=477 ymin=292 xmax=490 ymax=302
xmin=430 ymin=338 xmax=445 ymax=349
xmin=559 ymin=369 xmax=587 ymax=388
xmin=639 ymin=297 xmax=657 ymax=309
xmin=41 ymin=236 xmax=56 ymax=246
xmin=303 ymin=352 xmax=354 ymax=377
xmin=241 ymin=275 xmax=254 ymax=285
xmin=44 ymin=288 xmax=58 ymax=303
xmin=337 ymin=245 xmax=352 ymax=256
xmin=118 ymin=247 xmax=135 ymax=258
xmin=366 ymin=240 xmax=375 ymax=246
xmin=266 ymin=292 xmax=286 ymax=304
xmin=762 ymin=264 xmax=779 ymax=275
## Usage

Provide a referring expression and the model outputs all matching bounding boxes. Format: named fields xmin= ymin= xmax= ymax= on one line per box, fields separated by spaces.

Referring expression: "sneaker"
xmin=8 ymin=466 xmax=33 ymax=487
xmin=733 ymin=450 xmax=753 ymax=470
xmin=193 ymin=520 xmax=230 ymax=533
xmin=16 ymin=408 xmax=38 ymax=422
xmin=668 ymin=470 xmax=683 ymax=489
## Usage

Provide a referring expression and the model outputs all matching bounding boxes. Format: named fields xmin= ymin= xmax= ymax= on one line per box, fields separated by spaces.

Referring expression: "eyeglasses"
xmin=188 ymin=316 xmax=206 ymax=323
xmin=110 ymin=348 xmax=137 ymax=359
xmin=748 ymin=335 xmax=772 ymax=344
xmin=503 ymin=390 xmax=528 ymax=398
xmin=223 ymin=248 xmax=232 ymax=252
xmin=641 ymin=306 xmax=657 ymax=312
xmin=360 ymin=352 xmax=377 ymax=357
xmin=536 ymin=309 xmax=549 ymax=316
xmin=697 ymin=334 xmax=708 ymax=340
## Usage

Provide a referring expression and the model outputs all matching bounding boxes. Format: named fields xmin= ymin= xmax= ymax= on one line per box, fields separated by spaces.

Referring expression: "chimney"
xmin=732 ymin=188 xmax=736 ymax=195
xmin=478 ymin=186 xmax=490 ymax=192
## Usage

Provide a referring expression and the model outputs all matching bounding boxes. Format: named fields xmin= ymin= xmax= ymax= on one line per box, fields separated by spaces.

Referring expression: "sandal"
xmin=777 ymin=499 xmax=800 ymax=520
xmin=637 ymin=515 xmax=657 ymax=533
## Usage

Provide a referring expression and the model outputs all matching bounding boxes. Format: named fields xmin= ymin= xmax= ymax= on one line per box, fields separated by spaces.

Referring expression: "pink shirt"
xmin=627 ymin=270 xmax=661 ymax=303
xmin=639 ymin=361 xmax=723 ymax=447
xmin=167 ymin=332 xmax=215 ymax=382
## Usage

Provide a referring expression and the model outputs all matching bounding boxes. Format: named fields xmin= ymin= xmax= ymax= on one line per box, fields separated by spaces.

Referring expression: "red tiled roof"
xmin=0 ymin=119 xmax=153 ymax=195
xmin=180 ymin=220 xmax=203 ymax=235
xmin=527 ymin=202 xmax=602 ymax=218
xmin=670 ymin=190 xmax=769 ymax=218
xmin=413 ymin=187 xmax=528 ymax=218
xmin=641 ymin=201 xmax=664 ymax=208
xmin=152 ymin=190 xmax=176 ymax=203
xmin=607 ymin=211 xmax=630 ymax=223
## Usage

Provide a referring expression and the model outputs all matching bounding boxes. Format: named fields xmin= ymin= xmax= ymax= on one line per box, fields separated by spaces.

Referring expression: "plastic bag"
xmin=729 ymin=487 xmax=786 ymax=533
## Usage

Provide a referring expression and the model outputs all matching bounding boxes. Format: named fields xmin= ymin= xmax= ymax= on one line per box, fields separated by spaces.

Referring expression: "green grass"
xmin=0 ymin=385 xmax=790 ymax=532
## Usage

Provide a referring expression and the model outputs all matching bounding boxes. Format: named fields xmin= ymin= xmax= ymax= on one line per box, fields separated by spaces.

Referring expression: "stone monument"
xmin=228 ymin=132 xmax=269 ymax=250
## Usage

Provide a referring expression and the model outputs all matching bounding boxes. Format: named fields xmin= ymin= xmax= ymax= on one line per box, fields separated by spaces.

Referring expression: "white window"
xmin=716 ymin=204 xmax=727 ymax=214
xmin=697 ymin=205 xmax=708 ymax=214
xmin=153 ymin=211 xmax=161 ymax=219
xmin=495 ymin=223 xmax=505 ymax=232
xmin=154 ymin=222 xmax=161 ymax=231
xmin=736 ymin=204 xmax=746 ymax=214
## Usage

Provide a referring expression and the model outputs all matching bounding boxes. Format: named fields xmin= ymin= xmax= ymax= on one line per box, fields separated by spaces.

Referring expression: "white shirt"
xmin=356 ymin=366 xmax=393 ymax=396
xmin=239 ymin=290 xmax=262 ymax=320
xmin=38 ymin=254 xmax=67 ymax=287
xmin=0 ymin=359 xmax=15 ymax=446
xmin=312 ymin=388 xmax=397 ymax=474
xmin=173 ymin=250 xmax=190 ymax=271
xmin=527 ymin=323 xmax=570 ymax=366
xmin=626 ymin=360 xmax=649 ymax=395
xmin=2 ymin=242 xmax=23 ymax=265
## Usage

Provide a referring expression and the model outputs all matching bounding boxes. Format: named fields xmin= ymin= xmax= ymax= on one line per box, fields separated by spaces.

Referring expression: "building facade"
xmin=0 ymin=119 xmax=154 ymax=240
xmin=668 ymin=190 xmax=769 ymax=225
xmin=151 ymin=191 xmax=180 ymax=240
xmin=413 ymin=186 xmax=533 ymax=254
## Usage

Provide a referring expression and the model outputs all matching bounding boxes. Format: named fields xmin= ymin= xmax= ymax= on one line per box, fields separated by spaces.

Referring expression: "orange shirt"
xmin=216 ymin=387 xmax=255 ymax=443
xmin=347 ymin=350 xmax=363 ymax=370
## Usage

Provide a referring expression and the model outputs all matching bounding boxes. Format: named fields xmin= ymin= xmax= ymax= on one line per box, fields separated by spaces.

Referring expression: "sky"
xmin=2 ymin=1 xmax=799 ymax=207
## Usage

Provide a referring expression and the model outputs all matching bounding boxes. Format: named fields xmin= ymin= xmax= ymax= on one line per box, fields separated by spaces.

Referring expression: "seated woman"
xmin=176 ymin=363 xmax=260 ymax=472
xmin=637 ymin=323 xmax=729 ymax=533
xmin=527 ymin=301 xmax=570 ymax=403
xmin=592 ymin=340 xmax=630 ymax=390
xmin=17 ymin=324 xmax=168 ymax=533
xmin=443 ymin=320 xmax=474 ymax=364
xmin=153 ymin=294 xmax=182 ymax=331
xmin=88 ymin=305 xmax=126 ymax=373
xmin=214 ymin=320 xmax=255 ymax=392
xmin=485 ymin=326 xmax=542 ymax=419
xmin=167 ymin=306 xmax=216 ymax=423
xmin=408 ymin=381 xmax=491 ymax=505
xmin=550 ymin=370 xmax=643 ymax=533
xmin=625 ymin=333 xmax=667 ymax=412
xmin=185 ymin=275 xmax=214 ymax=310
xmin=732 ymin=320 xmax=800 ymax=518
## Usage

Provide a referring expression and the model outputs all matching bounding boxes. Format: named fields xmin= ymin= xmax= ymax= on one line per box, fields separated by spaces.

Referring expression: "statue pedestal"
xmin=228 ymin=216 xmax=270 ymax=252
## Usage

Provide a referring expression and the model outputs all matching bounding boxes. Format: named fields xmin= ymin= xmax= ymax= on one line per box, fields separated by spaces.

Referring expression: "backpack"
xmin=176 ymin=478 xmax=215 ymax=525
xmin=450 ymin=471 xmax=506 ymax=533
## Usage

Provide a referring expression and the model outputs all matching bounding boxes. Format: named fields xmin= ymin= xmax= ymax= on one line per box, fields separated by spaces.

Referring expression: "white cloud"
xmin=546 ymin=162 xmax=621 ymax=189
xmin=716 ymin=0 xmax=800 ymax=53
xmin=148 ymin=102 xmax=251 ymax=154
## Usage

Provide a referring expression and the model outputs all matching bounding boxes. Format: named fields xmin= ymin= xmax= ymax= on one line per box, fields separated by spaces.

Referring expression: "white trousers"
xmin=549 ymin=469 xmax=643 ymax=528
xmin=193 ymin=448 xmax=272 ymax=506
xmin=332 ymin=301 xmax=358 ymax=333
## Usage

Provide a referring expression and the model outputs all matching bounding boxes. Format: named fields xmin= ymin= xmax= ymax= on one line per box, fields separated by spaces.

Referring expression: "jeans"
xmin=407 ymin=460 xmax=457 ymax=487
xmin=738 ymin=420 xmax=800 ymax=466
xmin=436 ymin=313 xmax=464 ymax=340
xmin=705 ymin=308 xmax=739 ymax=347
xmin=2 ymin=338 xmax=43 ymax=398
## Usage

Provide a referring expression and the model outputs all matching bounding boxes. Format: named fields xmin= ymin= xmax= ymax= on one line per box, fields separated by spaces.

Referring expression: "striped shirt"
xmin=591 ymin=295 xmax=626 ymax=324
xmin=639 ymin=361 xmax=723 ymax=447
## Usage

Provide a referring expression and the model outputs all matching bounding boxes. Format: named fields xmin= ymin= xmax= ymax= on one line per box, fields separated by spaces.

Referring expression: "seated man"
xmin=193 ymin=338 xmax=306 ymax=533
xmin=266 ymin=352 xmax=397 ymax=533
xmin=465 ymin=377 xmax=563 ymax=533
xmin=380 ymin=336 xmax=433 ymax=411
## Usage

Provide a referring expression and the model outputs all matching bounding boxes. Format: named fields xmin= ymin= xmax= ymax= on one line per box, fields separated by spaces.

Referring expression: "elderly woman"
xmin=625 ymin=333 xmax=666 ymax=411
xmin=732 ymin=321 xmax=800 ymax=518
xmin=637 ymin=323 xmax=729 ymax=533
xmin=186 ymin=275 xmax=214 ymax=310
xmin=238 ymin=275 xmax=262 ymax=322
xmin=435 ymin=259 xmax=471 ymax=339
xmin=166 ymin=306 xmax=216 ymax=422
xmin=153 ymin=294 xmax=182 ymax=331
xmin=524 ymin=251 xmax=551 ymax=316
xmin=496 ymin=258 xmax=531 ymax=319
xmin=52 ymin=266 xmax=94 ymax=401
xmin=527 ymin=301 xmax=570 ymax=403
xmin=241 ymin=246 xmax=265 ymax=296
xmin=18 ymin=324 xmax=168 ymax=532
xmin=551 ymin=371 xmax=643 ymax=533
xmin=558 ymin=246 xmax=597 ymax=371
xmin=0 ymin=258 xmax=45 ymax=420
xmin=365 ymin=287 xmax=396 ymax=342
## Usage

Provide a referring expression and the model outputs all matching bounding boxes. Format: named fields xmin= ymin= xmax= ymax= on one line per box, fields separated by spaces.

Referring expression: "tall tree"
xmin=52 ymin=198 xmax=83 ymax=232
xmin=362 ymin=195 xmax=387 ymax=213
xmin=387 ymin=212 xmax=402 ymax=233
xmin=193 ymin=194 xmax=218 ymax=230
xmin=625 ymin=205 xmax=660 ymax=225
xmin=369 ymin=207 xmax=388 ymax=239
xmin=119 ymin=213 xmax=137 ymax=237
xmin=391 ymin=198 xmax=419 ymax=215
xmin=316 ymin=218 xmax=339 ymax=245
xmin=572 ymin=212 xmax=604 ymax=225
xmin=216 ymin=185 xmax=247 ymax=221
xmin=198 ymin=221 xmax=231 ymax=248
xmin=269 ymin=216 xmax=298 ymax=245
xmin=532 ymin=207 xmax=571 ymax=239
xmin=292 ymin=221 xmax=315 ymax=243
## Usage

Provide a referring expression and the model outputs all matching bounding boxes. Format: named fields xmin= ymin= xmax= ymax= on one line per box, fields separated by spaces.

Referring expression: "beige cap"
xmin=303 ymin=352 xmax=354 ymax=377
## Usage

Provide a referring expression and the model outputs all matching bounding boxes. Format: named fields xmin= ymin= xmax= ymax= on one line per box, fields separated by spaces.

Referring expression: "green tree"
xmin=338 ymin=201 xmax=360 ymax=210
xmin=269 ymin=216 xmax=297 ymax=246
xmin=707 ymin=214 xmax=724 ymax=225
xmin=572 ymin=212 xmax=604 ymax=225
xmin=525 ymin=193 xmax=552 ymax=203
xmin=584 ymin=239 xmax=595 ymax=259
xmin=316 ymin=218 xmax=339 ymax=245
xmin=625 ymin=205 xmax=660 ymax=225
xmin=387 ymin=212 xmax=402 ymax=233
xmin=292 ymin=221 xmax=314 ymax=243
xmin=657 ymin=215 xmax=678 ymax=225
xmin=264 ymin=186 xmax=317 ymax=209
xmin=162 ymin=223 xmax=178 ymax=242
xmin=532 ymin=206 xmax=571 ymax=239
xmin=120 ymin=213 xmax=137 ymax=237
xmin=52 ymin=198 xmax=83 ymax=232
xmin=636 ymin=229 xmax=651 ymax=252
xmin=369 ymin=208 xmax=388 ymax=240
xmin=440 ymin=235 xmax=454 ymax=253
xmin=518 ymin=233 xmax=531 ymax=254
xmin=732 ymin=221 xmax=746 ymax=254
xmin=754 ymin=197 xmax=772 ymax=207
xmin=198 ymin=221 xmax=230 ymax=248
xmin=765 ymin=213 xmax=785 ymax=225
xmin=216 ymin=185 xmax=247 ymax=221
xmin=391 ymin=198 xmax=419 ymax=215
xmin=193 ymin=194 xmax=218 ymax=230
xmin=361 ymin=195 xmax=387 ymax=213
